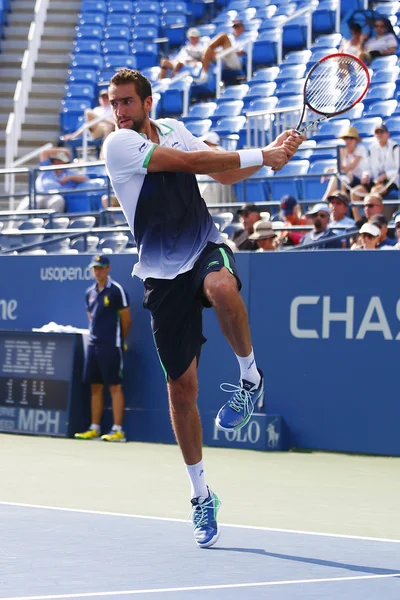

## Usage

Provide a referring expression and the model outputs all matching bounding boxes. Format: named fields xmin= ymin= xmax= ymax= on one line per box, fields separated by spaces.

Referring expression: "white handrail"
xmin=245 ymin=105 xmax=304 ymax=148
xmin=5 ymin=0 xmax=50 ymax=170
xmin=276 ymin=6 xmax=314 ymax=65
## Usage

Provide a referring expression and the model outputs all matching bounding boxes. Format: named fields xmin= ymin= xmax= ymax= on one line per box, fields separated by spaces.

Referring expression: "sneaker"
xmin=101 ymin=429 xmax=127 ymax=442
xmin=74 ymin=429 xmax=101 ymax=440
xmin=191 ymin=488 xmax=221 ymax=548
xmin=215 ymin=368 xmax=264 ymax=432
xmin=194 ymin=70 xmax=209 ymax=85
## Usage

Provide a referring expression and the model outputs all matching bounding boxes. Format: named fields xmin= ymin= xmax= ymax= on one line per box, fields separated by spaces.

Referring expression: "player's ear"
xmin=144 ymin=96 xmax=153 ymax=112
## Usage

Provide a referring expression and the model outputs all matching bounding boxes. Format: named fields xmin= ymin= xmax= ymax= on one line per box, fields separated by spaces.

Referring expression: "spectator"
xmin=195 ymin=20 xmax=246 ymax=84
xmin=299 ymin=203 xmax=342 ymax=249
xmin=276 ymin=195 xmax=307 ymax=247
xmin=196 ymin=132 xmax=236 ymax=205
xmin=359 ymin=17 xmax=398 ymax=64
xmin=63 ymin=89 xmax=115 ymax=143
xmin=358 ymin=222 xmax=381 ymax=249
xmin=353 ymin=192 xmax=384 ymax=223
xmin=248 ymin=220 xmax=277 ymax=251
xmin=339 ymin=22 xmax=363 ymax=56
xmin=328 ymin=191 xmax=355 ymax=243
xmin=75 ymin=255 xmax=132 ymax=442
xmin=369 ymin=214 xmax=397 ymax=248
xmin=351 ymin=125 xmax=399 ymax=216
xmin=393 ymin=214 xmax=400 ymax=248
xmin=322 ymin=127 xmax=369 ymax=199
xmin=233 ymin=203 xmax=262 ymax=250
xmin=159 ymin=28 xmax=205 ymax=79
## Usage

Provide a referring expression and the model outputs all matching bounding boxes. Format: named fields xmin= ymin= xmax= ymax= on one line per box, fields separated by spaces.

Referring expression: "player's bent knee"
xmin=204 ymin=272 xmax=238 ymax=307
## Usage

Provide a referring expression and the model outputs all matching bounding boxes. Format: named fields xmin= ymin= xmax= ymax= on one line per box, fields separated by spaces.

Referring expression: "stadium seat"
xmin=70 ymin=235 xmax=99 ymax=253
xmin=160 ymin=78 xmax=193 ymax=117
xmin=216 ymin=84 xmax=249 ymax=103
xmin=184 ymin=119 xmax=213 ymax=137
xmin=108 ymin=1 xmax=135 ymax=13
xmin=161 ymin=1 xmax=188 ymax=14
xmin=76 ymin=23 xmax=104 ymax=38
xmin=212 ymin=211 xmax=234 ymax=231
xmin=106 ymin=13 xmax=132 ymax=26
xmin=370 ymin=55 xmax=398 ymax=70
xmin=134 ymin=0 xmax=161 ymax=13
xmin=366 ymin=100 xmax=398 ymax=119
xmin=81 ymin=0 xmax=107 ymax=12
xmin=64 ymin=83 xmax=95 ymax=100
xmin=276 ymin=3 xmax=296 ymax=17
xmin=141 ymin=66 xmax=162 ymax=82
xmin=252 ymin=29 xmax=281 ymax=67
xmin=71 ymin=54 xmax=103 ymax=69
xmin=73 ymin=40 xmax=102 ymax=55
xmin=312 ymin=1 xmax=337 ymax=36
xmin=331 ymin=103 xmax=364 ymax=120
xmin=45 ymin=217 xmax=70 ymax=229
xmin=275 ymin=79 xmax=305 ymax=98
xmin=18 ymin=219 xmax=45 ymax=246
xmin=283 ymin=49 xmax=312 ymax=64
xmin=68 ymin=216 xmax=96 ymax=229
xmin=282 ymin=16 xmax=307 ymax=51
xmin=161 ymin=15 xmax=188 ymax=46
xmin=362 ymin=83 xmax=396 ymax=108
xmin=313 ymin=119 xmax=351 ymax=143
xmin=312 ymin=33 xmax=342 ymax=49
xmin=60 ymin=99 xmax=92 ymax=133
xmin=371 ymin=68 xmax=400 ymax=85
xmin=259 ymin=15 xmax=287 ymax=31
xmin=181 ymin=102 xmax=217 ymax=123
xmin=99 ymin=235 xmax=129 ymax=253
xmin=248 ymin=67 xmax=280 ymax=84
xmin=275 ymin=64 xmax=307 ymax=84
xmin=234 ymin=166 xmax=271 ymax=203
xmin=131 ymin=42 xmax=159 ymax=69
xmin=104 ymin=25 xmax=131 ymax=40
xmin=68 ymin=68 xmax=98 ymax=84
xmin=102 ymin=40 xmax=130 ymax=55
xmin=254 ymin=5 xmax=277 ymax=19
xmin=243 ymin=82 xmax=277 ymax=109
xmin=223 ymin=222 xmax=243 ymax=239
xmin=210 ymin=100 xmax=244 ymax=124
xmin=303 ymin=159 xmax=337 ymax=201
xmin=385 ymin=116 xmax=400 ymax=135
xmin=131 ymin=26 xmax=159 ymax=41
xmin=352 ymin=117 xmax=383 ymax=138
xmin=133 ymin=13 xmax=160 ymax=27
xmin=45 ymin=237 xmax=72 ymax=253
xmin=213 ymin=115 xmax=247 ymax=135
xmin=78 ymin=13 xmax=106 ymax=27
xmin=269 ymin=160 xmax=309 ymax=200
xmin=105 ymin=55 xmax=137 ymax=69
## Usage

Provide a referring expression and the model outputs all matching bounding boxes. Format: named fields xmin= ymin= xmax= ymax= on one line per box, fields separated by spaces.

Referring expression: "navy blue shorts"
xmin=84 ymin=344 xmax=123 ymax=386
xmin=143 ymin=242 xmax=241 ymax=381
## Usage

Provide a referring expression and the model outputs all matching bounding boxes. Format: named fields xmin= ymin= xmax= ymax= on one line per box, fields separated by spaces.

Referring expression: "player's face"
xmin=108 ymin=83 xmax=152 ymax=132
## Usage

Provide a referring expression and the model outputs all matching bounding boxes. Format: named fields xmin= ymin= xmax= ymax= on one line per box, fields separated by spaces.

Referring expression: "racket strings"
xmin=305 ymin=56 xmax=368 ymax=115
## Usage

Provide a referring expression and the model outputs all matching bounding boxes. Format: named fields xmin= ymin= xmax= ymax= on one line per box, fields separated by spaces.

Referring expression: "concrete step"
xmin=13 ymin=0 xmax=80 ymax=10
xmin=0 ymin=69 xmax=21 ymax=82
xmin=28 ymin=98 xmax=63 ymax=113
xmin=0 ymin=83 xmax=19 ymax=97
xmin=40 ymin=40 xmax=74 ymax=53
xmin=7 ymin=13 xmax=35 ymax=25
xmin=0 ymin=53 xmax=25 ymax=65
xmin=24 ymin=113 xmax=60 ymax=128
xmin=0 ymin=97 xmax=14 ymax=109
xmin=3 ymin=25 xmax=31 ymax=39
xmin=41 ymin=26 xmax=76 ymax=39
xmin=1 ymin=39 xmax=31 ymax=52
xmin=31 ymin=82 xmax=66 ymax=96
xmin=43 ymin=12 xmax=78 ymax=25
xmin=33 ymin=68 xmax=67 ymax=82
xmin=18 ymin=130 xmax=59 ymax=144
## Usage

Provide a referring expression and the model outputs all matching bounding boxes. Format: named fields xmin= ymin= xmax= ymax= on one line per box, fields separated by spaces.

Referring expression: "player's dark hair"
xmin=109 ymin=69 xmax=152 ymax=102
xmin=349 ymin=23 xmax=362 ymax=35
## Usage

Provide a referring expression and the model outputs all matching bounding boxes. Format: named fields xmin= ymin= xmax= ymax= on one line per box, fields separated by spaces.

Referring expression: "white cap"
xmin=395 ymin=214 xmax=400 ymax=225
xmin=187 ymin=27 xmax=200 ymax=38
xmin=359 ymin=223 xmax=380 ymax=237
xmin=52 ymin=151 xmax=70 ymax=163
xmin=200 ymin=131 xmax=220 ymax=145
xmin=306 ymin=202 xmax=331 ymax=216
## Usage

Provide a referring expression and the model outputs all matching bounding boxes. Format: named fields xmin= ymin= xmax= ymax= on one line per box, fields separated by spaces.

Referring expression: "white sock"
xmin=236 ymin=348 xmax=260 ymax=388
xmin=185 ymin=460 xmax=208 ymax=499
xmin=112 ymin=425 xmax=122 ymax=431
xmin=90 ymin=424 xmax=100 ymax=432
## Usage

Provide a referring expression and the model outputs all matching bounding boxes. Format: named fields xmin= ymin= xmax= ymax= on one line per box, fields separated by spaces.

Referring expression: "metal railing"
xmin=245 ymin=105 xmax=304 ymax=148
xmin=5 ymin=0 xmax=50 ymax=169
xmin=276 ymin=5 xmax=313 ymax=65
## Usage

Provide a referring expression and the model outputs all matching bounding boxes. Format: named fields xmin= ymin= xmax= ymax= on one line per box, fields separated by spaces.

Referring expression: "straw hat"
xmin=339 ymin=126 xmax=361 ymax=141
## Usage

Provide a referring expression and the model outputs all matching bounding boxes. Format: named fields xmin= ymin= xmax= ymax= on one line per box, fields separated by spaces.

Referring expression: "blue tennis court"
xmin=0 ymin=501 xmax=399 ymax=600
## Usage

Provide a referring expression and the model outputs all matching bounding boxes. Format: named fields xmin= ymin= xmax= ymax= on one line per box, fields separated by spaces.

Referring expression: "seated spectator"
xmin=276 ymin=195 xmax=307 ymax=247
xmin=15 ymin=147 xmax=90 ymax=214
xmin=369 ymin=214 xmax=397 ymax=248
xmin=248 ymin=220 xmax=277 ymax=251
xmin=233 ymin=203 xmax=262 ymax=250
xmin=196 ymin=132 xmax=236 ymax=205
xmin=322 ymin=127 xmax=369 ymax=199
xmin=393 ymin=214 xmax=400 ymax=248
xmin=353 ymin=190 xmax=385 ymax=222
xmin=357 ymin=222 xmax=381 ymax=249
xmin=195 ymin=20 xmax=246 ymax=84
xmin=101 ymin=192 xmax=120 ymax=210
xmin=299 ymin=203 xmax=342 ymax=249
xmin=339 ymin=23 xmax=363 ymax=56
xmin=63 ymin=89 xmax=114 ymax=144
xmin=159 ymin=28 xmax=205 ymax=79
xmin=328 ymin=191 xmax=355 ymax=240
xmin=359 ymin=17 xmax=398 ymax=64
xmin=351 ymin=124 xmax=399 ymax=216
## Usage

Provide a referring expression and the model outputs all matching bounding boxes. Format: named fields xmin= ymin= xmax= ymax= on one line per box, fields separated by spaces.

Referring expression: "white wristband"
xmin=237 ymin=149 xmax=263 ymax=169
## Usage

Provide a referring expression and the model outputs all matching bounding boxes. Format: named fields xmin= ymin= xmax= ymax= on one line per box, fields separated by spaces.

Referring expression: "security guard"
xmin=75 ymin=255 xmax=132 ymax=442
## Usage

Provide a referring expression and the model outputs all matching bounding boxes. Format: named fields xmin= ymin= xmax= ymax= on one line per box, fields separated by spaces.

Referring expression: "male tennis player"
xmin=103 ymin=68 xmax=304 ymax=548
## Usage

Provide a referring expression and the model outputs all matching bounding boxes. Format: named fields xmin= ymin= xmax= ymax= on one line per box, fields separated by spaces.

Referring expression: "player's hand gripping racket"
xmin=295 ymin=53 xmax=370 ymax=134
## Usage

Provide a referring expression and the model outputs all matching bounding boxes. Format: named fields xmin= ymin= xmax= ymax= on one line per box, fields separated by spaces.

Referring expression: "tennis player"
xmin=103 ymin=68 xmax=304 ymax=548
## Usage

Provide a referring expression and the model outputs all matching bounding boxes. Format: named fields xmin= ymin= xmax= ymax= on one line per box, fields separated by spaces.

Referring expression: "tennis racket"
xmin=295 ymin=53 xmax=370 ymax=134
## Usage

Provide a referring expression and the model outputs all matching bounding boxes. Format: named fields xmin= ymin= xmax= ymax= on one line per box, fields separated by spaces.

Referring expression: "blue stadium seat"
xmin=312 ymin=0 xmax=336 ymax=36
xmin=69 ymin=216 xmax=96 ymax=229
xmin=81 ymin=0 xmax=106 ymax=12
xmin=254 ymin=5 xmax=277 ymax=19
xmin=161 ymin=15 xmax=188 ymax=46
xmin=371 ymin=68 xmax=400 ymax=85
xmin=283 ymin=16 xmax=307 ymax=51
xmin=253 ymin=29 xmax=281 ymax=67
xmin=184 ymin=119 xmax=213 ymax=137
xmin=134 ymin=0 xmax=161 ymax=12
xmin=313 ymin=119 xmax=351 ymax=143
xmin=76 ymin=24 xmax=104 ymax=40
xmin=73 ymin=40 xmax=102 ymax=54
xmin=370 ymin=55 xmax=398 ymax=70
xmin=227 ymin=0 xmax=250 ymax=9
xmin=248 ymin=67 xmax=280 ymax=84
xmin=18 ymin=219 xmax=45 ymax=246
xmin=275 ymin=63 xmax=307 ymax=84
xmin=161 ymin=1 xmax=188 ymax=14
xmin=276 ymin=94 xmax=303 ymax=109
xmin=141 ymin=66 xmax=161 ymax=82
xmin=384 ymin=116 xmax=400 ymax=135
xmin=45 ymin=217 xmax=70 ymax=229
xmin=213 ymin=115 xmax=247 ymax=135
xmin=362 ymin=83 xmax=396 ymax=108
xmin=105 ymin=55 xmax=137 ymax=69
xmin=312 ymin=33 xmax=342 ymax=49
xmin=71 ymin=54 xmax=103 ymax=69
xmin=234 ymin=166 xmax=271 ymax=203
xmin=268 ymin=160 xmax=309 ymax=200
xmin=131 ymin=42 xmax=159 ymax=69
xmin=283 ymin=49 xmax=312 ymax=64
xmin=98 ymin=69 xmax=120 ymax=83
xmin=210 ymin=100 xmax=244 ymax=124
xmin=212 ymin=211 xmax=234 ymax=231
xmin=106 ymin=13 xmax=132 ymax=26
xmin=275 ymin=79 xmax=305 ymax=98
xmin=181 ymin=102 xmax=217 ymax=123
xmin=243 ymin=82 xmax=277 ymax=109
xmin=239 ymin=98 xmax=278 ymax=147
xmin=160 ymin=79 xmax=193 ymax=117
xmin=68 ymin=68 xmax=98 ymax=84
xmin=352 ymin=117 xmax=383 ymax=137
xmin=108 ymin=1 xmax=135 ymax=13
xmin=133 ymin=13 xmax=160 ymax=27
xmin=331 ymin=103 xmax=364 ymax=120
xmin=216 ymin=84 xmax=249 ymax=103
xmin=99 ymin=235 xmax=129 ymax=252
xmin=306 ymin=49 xmax=331 ymax=70
xmin=366 ymin=100 xmax=398 ymax=119
xmin=104 ymin=25 xmax=131 ymax=39
xmin=60 ymin=99 xmax=92 ymax=133
xmin=70 ymin=235 xmax=100 ymax=253
xmin=196 ymin=24 xmax=217 ymax=37
xmin=259 ymin=15 xmax=287 ymax=31
xmin=309 ymin=140 xmax=340 ymax=162
xmin=78 ymin=13 xmax=106 ymax=26
xmin=374 ymin=1 xmax=399 ymax=16
xmin=276 ymin=2 xmax=296 ymax=17
xmin=303 ymin=159 xmax=336 ymax=201
xmin=131 ymin=26 xmax=159 ymax=41
xmin=102 ymin=40 xmax=130 ymax=55
xmin=64 ymin=82 xmax=96 ymax=100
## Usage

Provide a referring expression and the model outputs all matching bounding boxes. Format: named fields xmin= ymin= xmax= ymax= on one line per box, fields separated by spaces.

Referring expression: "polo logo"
xmin=208 ymin=260 xmax=219 ymax=268
xmin=139 ymin=142 xmax=146 ymax=153
xmin=172 ymin=141 xmax=179 ymax=148
xmin=267 ymin=420 xmax=280 ymax=449
xmin=104 ymin=296 xmax=110 ymax=307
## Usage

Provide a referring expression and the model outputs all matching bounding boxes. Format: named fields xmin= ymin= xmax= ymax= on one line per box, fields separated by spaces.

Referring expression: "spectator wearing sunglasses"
xmin=299 ymin=203 xmax=342 ymax=249
xmin=392 ymin=214 xmax=400 ymax=248
xmin=369 ymin=214 xmax=397 ymax=248
xmin=359 ymin=18 xmax=398 ymax=64
xmin=357 ymin=223 xmax=381 ymax=249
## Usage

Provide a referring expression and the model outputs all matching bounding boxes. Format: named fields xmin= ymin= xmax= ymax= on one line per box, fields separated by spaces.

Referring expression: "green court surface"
xmin=1 ymin=433 xmax=399 ymax=540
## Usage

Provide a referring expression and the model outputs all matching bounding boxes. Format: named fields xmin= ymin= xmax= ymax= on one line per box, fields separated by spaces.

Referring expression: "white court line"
xmin=0 ymin=500 xmax=399 ymax=544
xmin=1 ymin=573 xmax=400 ymax=600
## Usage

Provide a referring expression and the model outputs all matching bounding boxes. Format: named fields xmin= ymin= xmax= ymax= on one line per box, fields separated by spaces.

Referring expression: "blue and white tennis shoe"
xmin=215 ymin=368 xmax=264 ymax=431
xmin=191 ymin=488 xmax=221 ymax=548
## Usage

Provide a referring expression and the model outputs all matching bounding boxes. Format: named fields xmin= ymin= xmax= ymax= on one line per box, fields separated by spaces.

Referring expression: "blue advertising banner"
xmin=0 ymin=251 xmax=399 ymax=455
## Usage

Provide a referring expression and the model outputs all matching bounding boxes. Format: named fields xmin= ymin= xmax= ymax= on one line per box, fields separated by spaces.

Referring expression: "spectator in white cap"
xmin=358 ymin=223 xmax=381 ymax=249
xmin=393 ymin=214 xmax=400 ymax=248
xmin=159 ymin=28 xmax=206 ymax=79
xmin=299 ymin=203 xmax=342 ymax=249
xmin=195 ymin=20 xmax=246 ymax=84
xmin=248 ymin=220 xmax=277 ymax=252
